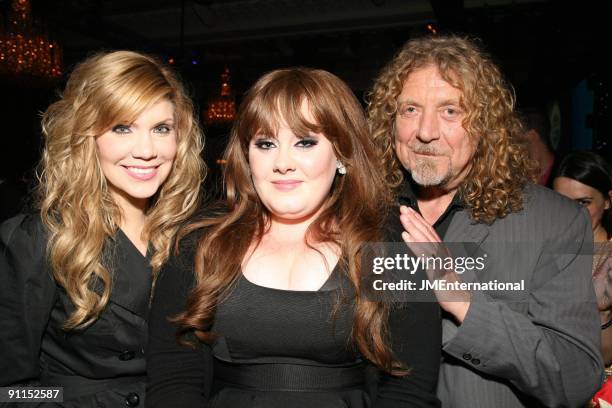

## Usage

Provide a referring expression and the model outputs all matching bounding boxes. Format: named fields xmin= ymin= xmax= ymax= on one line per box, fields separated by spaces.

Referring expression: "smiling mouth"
xmin=271 ymin=180 xmax=302 ymax=191
xmin=122 ymin=165 xmax=159 ymax=180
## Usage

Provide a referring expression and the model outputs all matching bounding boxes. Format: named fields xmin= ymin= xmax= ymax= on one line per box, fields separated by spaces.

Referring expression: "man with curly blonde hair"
xmin=368 ymin=35 xmax=603 ymax=407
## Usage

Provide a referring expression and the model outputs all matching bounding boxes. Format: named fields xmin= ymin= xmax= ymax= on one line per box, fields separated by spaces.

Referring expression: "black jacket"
xmin=0 ymin=214 xmax=150 ymax=407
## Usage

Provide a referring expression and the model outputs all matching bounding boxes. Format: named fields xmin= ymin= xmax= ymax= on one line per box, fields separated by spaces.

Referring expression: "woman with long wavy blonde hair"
xmin=146 ymin=68 xmax=441 ymax=407
xmin=0 ymin=50 xmax=204 ymax=407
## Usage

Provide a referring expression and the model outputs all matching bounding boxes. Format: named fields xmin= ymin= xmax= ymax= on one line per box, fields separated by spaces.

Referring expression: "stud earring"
xmin=336 ymin=160 xmax=346 ymax=175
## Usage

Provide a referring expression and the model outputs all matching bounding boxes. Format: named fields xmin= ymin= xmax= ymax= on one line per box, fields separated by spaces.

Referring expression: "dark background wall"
xmin=1 ymin=0 xmax=610 ymax=212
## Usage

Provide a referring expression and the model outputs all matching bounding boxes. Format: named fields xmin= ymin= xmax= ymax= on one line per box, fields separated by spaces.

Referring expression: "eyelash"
xmin=397 ymin=106 xmax=462 ymax=118
xmin=111 ymin=124 xmax=173 ymax=134
xmin=253 ymin=138 xmax=318 ymax=150
xmin=254 ymin=139 xmax=275 ymax=149
xmin=112 ymin=124 xmax=131 ymax=134
xmin=296 ymin=138 xmax=318 ymax=148
xmin=154 ymin=124 xmax=172 ymax=134
xmin=398 ymin=106 xmax=417 ymax=117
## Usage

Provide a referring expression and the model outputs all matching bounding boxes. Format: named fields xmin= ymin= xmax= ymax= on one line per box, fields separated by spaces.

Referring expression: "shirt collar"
xmin=398 ymin=175 xmax=465 ymax=211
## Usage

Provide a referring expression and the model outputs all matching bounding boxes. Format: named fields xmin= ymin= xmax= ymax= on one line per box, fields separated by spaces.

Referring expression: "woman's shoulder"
xmin=1 ymin=212 xmax=47 ymax=248
xmin=173 ymin=210 xmax=222 ymax=255
xmin=163 ymin=205 xmax=227 ymax=276
xmin=0 ymin=213 xmax=55 ymax=290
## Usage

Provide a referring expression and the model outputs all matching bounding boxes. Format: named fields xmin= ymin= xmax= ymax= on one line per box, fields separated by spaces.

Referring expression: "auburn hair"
xmin=175 ymin=68 xmax=406 ymax=374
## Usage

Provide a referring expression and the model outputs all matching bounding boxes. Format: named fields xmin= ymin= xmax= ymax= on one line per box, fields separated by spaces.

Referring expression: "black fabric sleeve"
xmin=146 ymin=232 xmax=212 ymax=407
xmin=375 ymin=301 xmax=442 ymax=407
xmin=0 ymin=214 xmax=57 ymax=386
xmin=375 ymin=211 xmax=442 ymax=407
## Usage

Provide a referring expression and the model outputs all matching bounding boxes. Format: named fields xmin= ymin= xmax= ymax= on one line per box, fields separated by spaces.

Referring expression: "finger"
xmin=406 ymin=207 xmax=439 ymax=236
xmin=401 ymin=214 xmax=431 ymax=243
xmin=404 ymin=209 xmax=440 ymax=242
xmin=401 ymin=230 xmax=424 ymax=255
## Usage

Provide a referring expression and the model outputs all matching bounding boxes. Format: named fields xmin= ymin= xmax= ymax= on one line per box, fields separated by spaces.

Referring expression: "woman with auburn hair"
xmin=147 ymin=68 xmax=440 ymax=407
xmin=0 ymin=50 xmax=204 ymax=407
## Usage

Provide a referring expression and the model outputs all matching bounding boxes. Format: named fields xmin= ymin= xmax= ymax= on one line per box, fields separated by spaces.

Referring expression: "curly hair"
xmin=175 ymin=68 xmax=407 ymax=375
xmin=37 ymin=50 xmax=205 ymax=330
xmin=367 ymin=35 xmax=537 ymax=224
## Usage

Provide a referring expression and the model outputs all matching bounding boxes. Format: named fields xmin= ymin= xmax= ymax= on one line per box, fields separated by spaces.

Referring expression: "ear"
xmin=606 ymin=190 xmax=612 ymax=210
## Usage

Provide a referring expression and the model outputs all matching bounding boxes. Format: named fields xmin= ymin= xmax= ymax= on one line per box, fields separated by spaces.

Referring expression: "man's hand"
xmin=399 ymin=205 xmax=471 ymax=322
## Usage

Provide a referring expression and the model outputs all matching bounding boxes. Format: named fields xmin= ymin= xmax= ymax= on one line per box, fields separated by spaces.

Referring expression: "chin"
xmin=268 ymin=206 xmax=319 ymax=222
xmin=123 ymin=185 xmax=162 ymax=200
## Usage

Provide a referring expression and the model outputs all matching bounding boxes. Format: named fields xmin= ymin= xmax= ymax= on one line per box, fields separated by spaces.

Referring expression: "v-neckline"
xmin=117 ymin=228 xmax=150 ymax=261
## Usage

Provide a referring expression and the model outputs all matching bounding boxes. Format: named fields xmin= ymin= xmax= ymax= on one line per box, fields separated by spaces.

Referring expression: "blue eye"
xmin=398 ymin=105 xmax=418 ymax=118
xmin=112 ymin=124 xmax=131 ymax=134
xmin=441 ymin=107 xmax=462 ymax=119
xmin=295 ymin=138 xmax=318 ymax=148
xmin=154 ymin=124 xmax=173 ymax=134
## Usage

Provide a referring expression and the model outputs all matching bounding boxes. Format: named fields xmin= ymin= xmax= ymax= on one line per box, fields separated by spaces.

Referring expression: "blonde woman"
xmin=0 ymin=51 xmax=204 ymax=407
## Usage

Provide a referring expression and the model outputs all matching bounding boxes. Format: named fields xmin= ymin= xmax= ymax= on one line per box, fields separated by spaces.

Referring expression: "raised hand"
xmin=399 ymin=205 xmax=471 ymax=322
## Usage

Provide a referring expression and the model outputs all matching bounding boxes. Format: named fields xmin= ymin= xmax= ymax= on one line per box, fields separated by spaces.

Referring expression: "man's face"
xmin=394 ymin=65 xmax=477 ymax=191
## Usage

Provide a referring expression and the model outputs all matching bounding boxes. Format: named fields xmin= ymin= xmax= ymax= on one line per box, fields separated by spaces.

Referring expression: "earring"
xmin=336 ymin=160 xmax=346 ymax=175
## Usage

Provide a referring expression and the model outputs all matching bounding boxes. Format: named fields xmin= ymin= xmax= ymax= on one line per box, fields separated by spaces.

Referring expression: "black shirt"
xmin=0 ymin=214 xmax=150 ymax=407
xmin=398 ymin=178 xmax=464 ymax=239
xmin=146 ymin=230 xmax=442 ymax=407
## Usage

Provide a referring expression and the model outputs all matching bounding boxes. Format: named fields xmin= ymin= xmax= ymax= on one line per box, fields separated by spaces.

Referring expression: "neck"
xmin=266 ymin=204 xmax=330 ymax=244
xmin=111 ymin=191 xmax=148 ymax=243
xmin=268 ymin=214 xmax=315 ymax=244
xmin=594 ymin=224 xmax=608 ymax=243
xmin=415 ymin=185 xmax=458 ymax=225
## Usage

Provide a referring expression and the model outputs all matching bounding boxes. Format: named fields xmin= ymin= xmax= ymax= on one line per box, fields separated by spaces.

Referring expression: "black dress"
xmin=146 ymin=230 xmax=442 ymax=407
xmin=0 ymin=214 xmax=150 ymax=407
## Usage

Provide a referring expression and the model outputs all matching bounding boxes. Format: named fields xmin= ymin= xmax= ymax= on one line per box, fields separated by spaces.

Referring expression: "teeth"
xmin=127 ymin=167 xmax=154 ymax=174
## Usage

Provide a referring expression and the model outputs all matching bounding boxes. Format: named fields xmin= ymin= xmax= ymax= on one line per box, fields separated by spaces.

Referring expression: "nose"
xmin=132 ymin=130 xmax=157 ymax=160
xmin=273 ymin=144 xmax=295 ymax=174
xmin=416 ymin=109 xmax=440 ymax=143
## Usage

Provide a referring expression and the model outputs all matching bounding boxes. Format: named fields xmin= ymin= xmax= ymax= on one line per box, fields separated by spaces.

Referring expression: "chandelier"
xmin=205 ymin=68 xmax=236 ymax=125
xmin=0 ymin=0 xmax=62 ymax=79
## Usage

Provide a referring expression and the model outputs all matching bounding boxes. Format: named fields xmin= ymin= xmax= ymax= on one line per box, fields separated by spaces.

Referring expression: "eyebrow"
xmin=252 ymin=134 xmax=277 ymax=141
xmin=154 ymin=118 xmax=175 ymax=125
xmin=397 ymin=98 xmax=461 ymax=108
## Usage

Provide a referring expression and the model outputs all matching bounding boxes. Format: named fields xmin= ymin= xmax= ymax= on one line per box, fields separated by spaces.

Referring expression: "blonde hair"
xmin=37 ymin=50 xmax=205 ymax=329
xmin=368 ymin=35 xmax=537 ymax=223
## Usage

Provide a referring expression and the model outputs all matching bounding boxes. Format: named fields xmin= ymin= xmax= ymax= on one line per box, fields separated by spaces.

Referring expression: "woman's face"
xmin=248 ymin=104 xmax=338 ymax=223
xmin=553 ymin=176 xmax=611 ymax=232
xmin=95 ymin=99 xmax=177 ymax=210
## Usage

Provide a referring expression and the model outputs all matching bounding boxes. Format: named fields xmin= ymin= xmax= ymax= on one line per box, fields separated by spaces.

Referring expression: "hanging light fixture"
xmin=205 ymin=68 xmax=236 ymax=125
xmin=0 ymin=0 xmax=62 ymax=79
